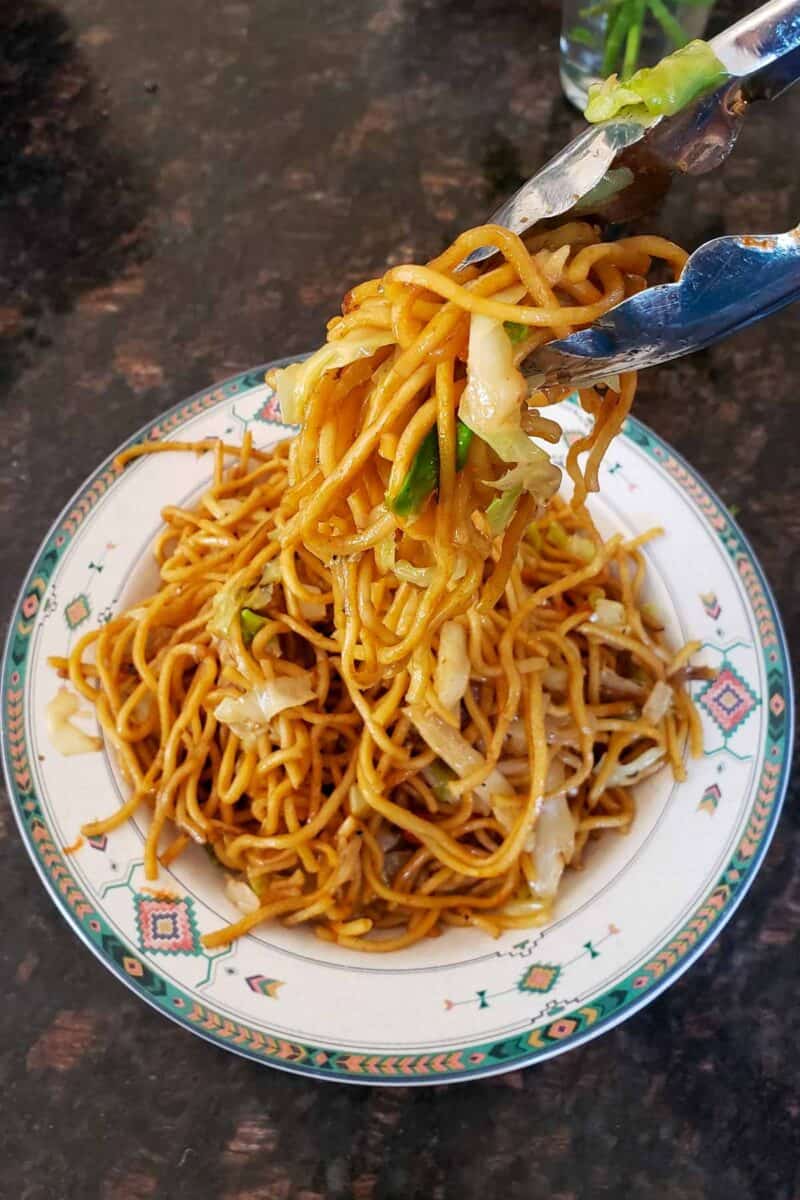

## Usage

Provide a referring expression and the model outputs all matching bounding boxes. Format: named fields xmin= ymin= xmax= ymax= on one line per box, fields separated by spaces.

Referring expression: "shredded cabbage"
xmin=546 ymin=520 xmax=568 ymax=549
xmin=406 ymin=706 xmax=513 ymax=813
xmin=225 ymin=875 xmax=260 ymax=914
xmin=214 ymin=677 xmax=316 ymax=747
xmin=568 ymin=534 xmax=596 ymax=562
xmin=459 ymin=286 xmax=562 ymax=506
xmin=434 ymin=621 xmax=470 ymax=712
xmin=548 ymin=522 xmax=598 ymax=562
xmin=272 ymin=330 xmax=395 ymax=424
xmin=375 ymin=534 xmax=396 ymax=575
xmin=208 ymin=559 xmax=281 ymax=644
xmin=528 ymin=794 xmax=576 ymax=898
xmin=208 ymin=570 xmax=248 ymax=640
xmin=298 ymin=585 xmax=326 ymax=622
xmin=486 ymin=485 xmax=522 ymax=535
xmin=244 ymin=559 xmax=281 ymax=610
xmin=590 ymin=597 xmax=627 ymax=629
xmin=640 ymin=601 xmax=665 ymax=630
xmin=585 ymin=40 xmax=727 ymax=124
xmin=607 ymin=746 xmax=666 ymax=785
xmin=349 ymin=783 xmax=371 ymax=817
xmin=642 ymin=680 xmax=673 ymax=724
xmin=393 ymin=560 xmax=434 ymax=588
xmin=422 ymin=759 xmax=458 ymax=804
xmin=599 ymin=666 xmax=646 ymax=700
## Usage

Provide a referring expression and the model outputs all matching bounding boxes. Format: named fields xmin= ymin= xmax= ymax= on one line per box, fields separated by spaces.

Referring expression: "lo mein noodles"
xmin=54 ymin=221 xmax=707 ymax=951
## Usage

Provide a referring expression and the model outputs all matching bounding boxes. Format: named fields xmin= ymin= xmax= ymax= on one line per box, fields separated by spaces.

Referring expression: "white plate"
xmin=3 ymin=363 xmax=793 ymax=1084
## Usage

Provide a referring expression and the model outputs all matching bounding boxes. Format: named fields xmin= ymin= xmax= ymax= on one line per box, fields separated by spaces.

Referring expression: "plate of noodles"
xmin=4 ymin=221 xmax=792 ymax=1084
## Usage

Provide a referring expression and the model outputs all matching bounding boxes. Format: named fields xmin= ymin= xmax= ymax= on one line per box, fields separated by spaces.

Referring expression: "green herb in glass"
xmin=572 ymin=0 xmax=714 ymax=82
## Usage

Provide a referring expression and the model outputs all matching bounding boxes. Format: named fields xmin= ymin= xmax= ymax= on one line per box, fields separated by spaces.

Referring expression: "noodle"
xmin=55 ymin=221 xmax=703 ymax=952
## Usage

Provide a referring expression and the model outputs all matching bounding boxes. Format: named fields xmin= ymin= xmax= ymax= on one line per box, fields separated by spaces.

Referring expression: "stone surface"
xmin=1 ymin=1 xmax=798 ymax=1198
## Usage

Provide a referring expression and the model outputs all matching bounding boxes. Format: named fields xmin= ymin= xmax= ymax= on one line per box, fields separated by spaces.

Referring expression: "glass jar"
xmin=560 ymin=0 xmax=715 ymax=110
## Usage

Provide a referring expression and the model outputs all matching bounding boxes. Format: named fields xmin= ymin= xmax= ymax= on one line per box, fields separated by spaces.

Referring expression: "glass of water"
xmin=560 ymin=0 xmax=715 ymax=110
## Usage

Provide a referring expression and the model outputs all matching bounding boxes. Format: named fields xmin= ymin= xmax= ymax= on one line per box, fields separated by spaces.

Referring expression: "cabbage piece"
xmin=546 ymin=520 xmax=568 ymax=550
xmin=406 ymin=706 xmax=513 ymax=813
xmin=640 ymin=601 xmax=665 ymax=631
xmin=459 ymin=290 xmax=561 ymax=505
xmin=393 ymin=560 xmax=434 ymax=588
xmin=525 ymin=522 xmax=543 ymax=551
xmin=375 ymin=533 xmax=396 ymax=575
xmin=271 ymin=330 xmax=395 ymax=425
xmin=298 ymin=585 xmax=326 ymax=622
xmin=606 ymin=746 xmax=666 ymax=786
xmin=584 ymin=40 xmax=727 ymax=124
xmin=569 ymin=534 xmax=596 ymax=562
xmin=422 ymin=759 xmax=458 ymax=804
xmin=208 ymin=570 xmax=248 ymax=640
xmin=485 ymin=485 xmax=522 ymax=536
xmin=434 ymin=621 xmax=470 ymax=711
xmin=546 ymin=520 xmax=594 ymax=562
xmin=214 ymin=677 xmax=316 ymax=747
xmin=642 ymin=680 xmax=673 ymax=724
xmin=244 ymin=561 xmax=280 ymax=611
xmin=528 ymin=794 xmax=576 ymax=898
xmin=590 ymin=597 xmax=626 ymax=629
xmin=225 ymin=875 xmax=260 ymax=914
xmin=599 ymin=666 xmax=646 ymax=700
xmin=349 ymin=783 xmax=371 ymax=817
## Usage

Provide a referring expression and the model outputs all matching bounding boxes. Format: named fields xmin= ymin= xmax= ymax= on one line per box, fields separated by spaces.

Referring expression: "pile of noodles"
xmin=56 ymin=221 xmax=708 ymax=952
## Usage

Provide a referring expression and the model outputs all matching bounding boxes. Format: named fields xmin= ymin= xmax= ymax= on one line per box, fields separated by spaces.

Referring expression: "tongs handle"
xmin=712 ymin=0 xmax=800 ymax=97
xmin=465 ymin=1 xmax=800 ymax=267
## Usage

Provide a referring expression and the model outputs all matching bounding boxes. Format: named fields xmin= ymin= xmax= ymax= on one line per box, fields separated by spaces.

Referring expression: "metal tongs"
xmin=466 ymin=0 xmax=800 ymax=389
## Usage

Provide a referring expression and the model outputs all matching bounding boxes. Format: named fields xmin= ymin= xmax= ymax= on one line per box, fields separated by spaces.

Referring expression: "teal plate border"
xmin=3 ymin=363 xmax=794 ymax=1085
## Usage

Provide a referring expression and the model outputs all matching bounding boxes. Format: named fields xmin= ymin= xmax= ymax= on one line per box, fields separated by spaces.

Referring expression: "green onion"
xmin=622 ymin=0 xmax=646 ymax=78
xmin=389 ymin=420 xmax=474 ymax=518
xmin=574 ymin=0 xmax=716 ymax=85
xmin=240 ymin=608 xmax=268 ymax=646
xmin=388 ymin=428 xmax=439 ymax=518
xmin=456 ymin=420 xmax=474 ymax=470
xmin=503 ymin=321 xmax=529 ymax=345
xmin=602 ymin=0 xmax=633 ymax=76
xmin=648 ymin=0 xmax=690 ymax=48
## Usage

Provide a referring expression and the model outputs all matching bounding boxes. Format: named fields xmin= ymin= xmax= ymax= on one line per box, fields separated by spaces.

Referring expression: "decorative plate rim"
xmin=3 ymin=362 xmax=794 ymax=1086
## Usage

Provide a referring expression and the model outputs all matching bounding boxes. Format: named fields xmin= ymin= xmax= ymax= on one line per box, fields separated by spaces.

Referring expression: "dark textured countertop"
xmin=1 ymin=1 xmax=798 ymax=1197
